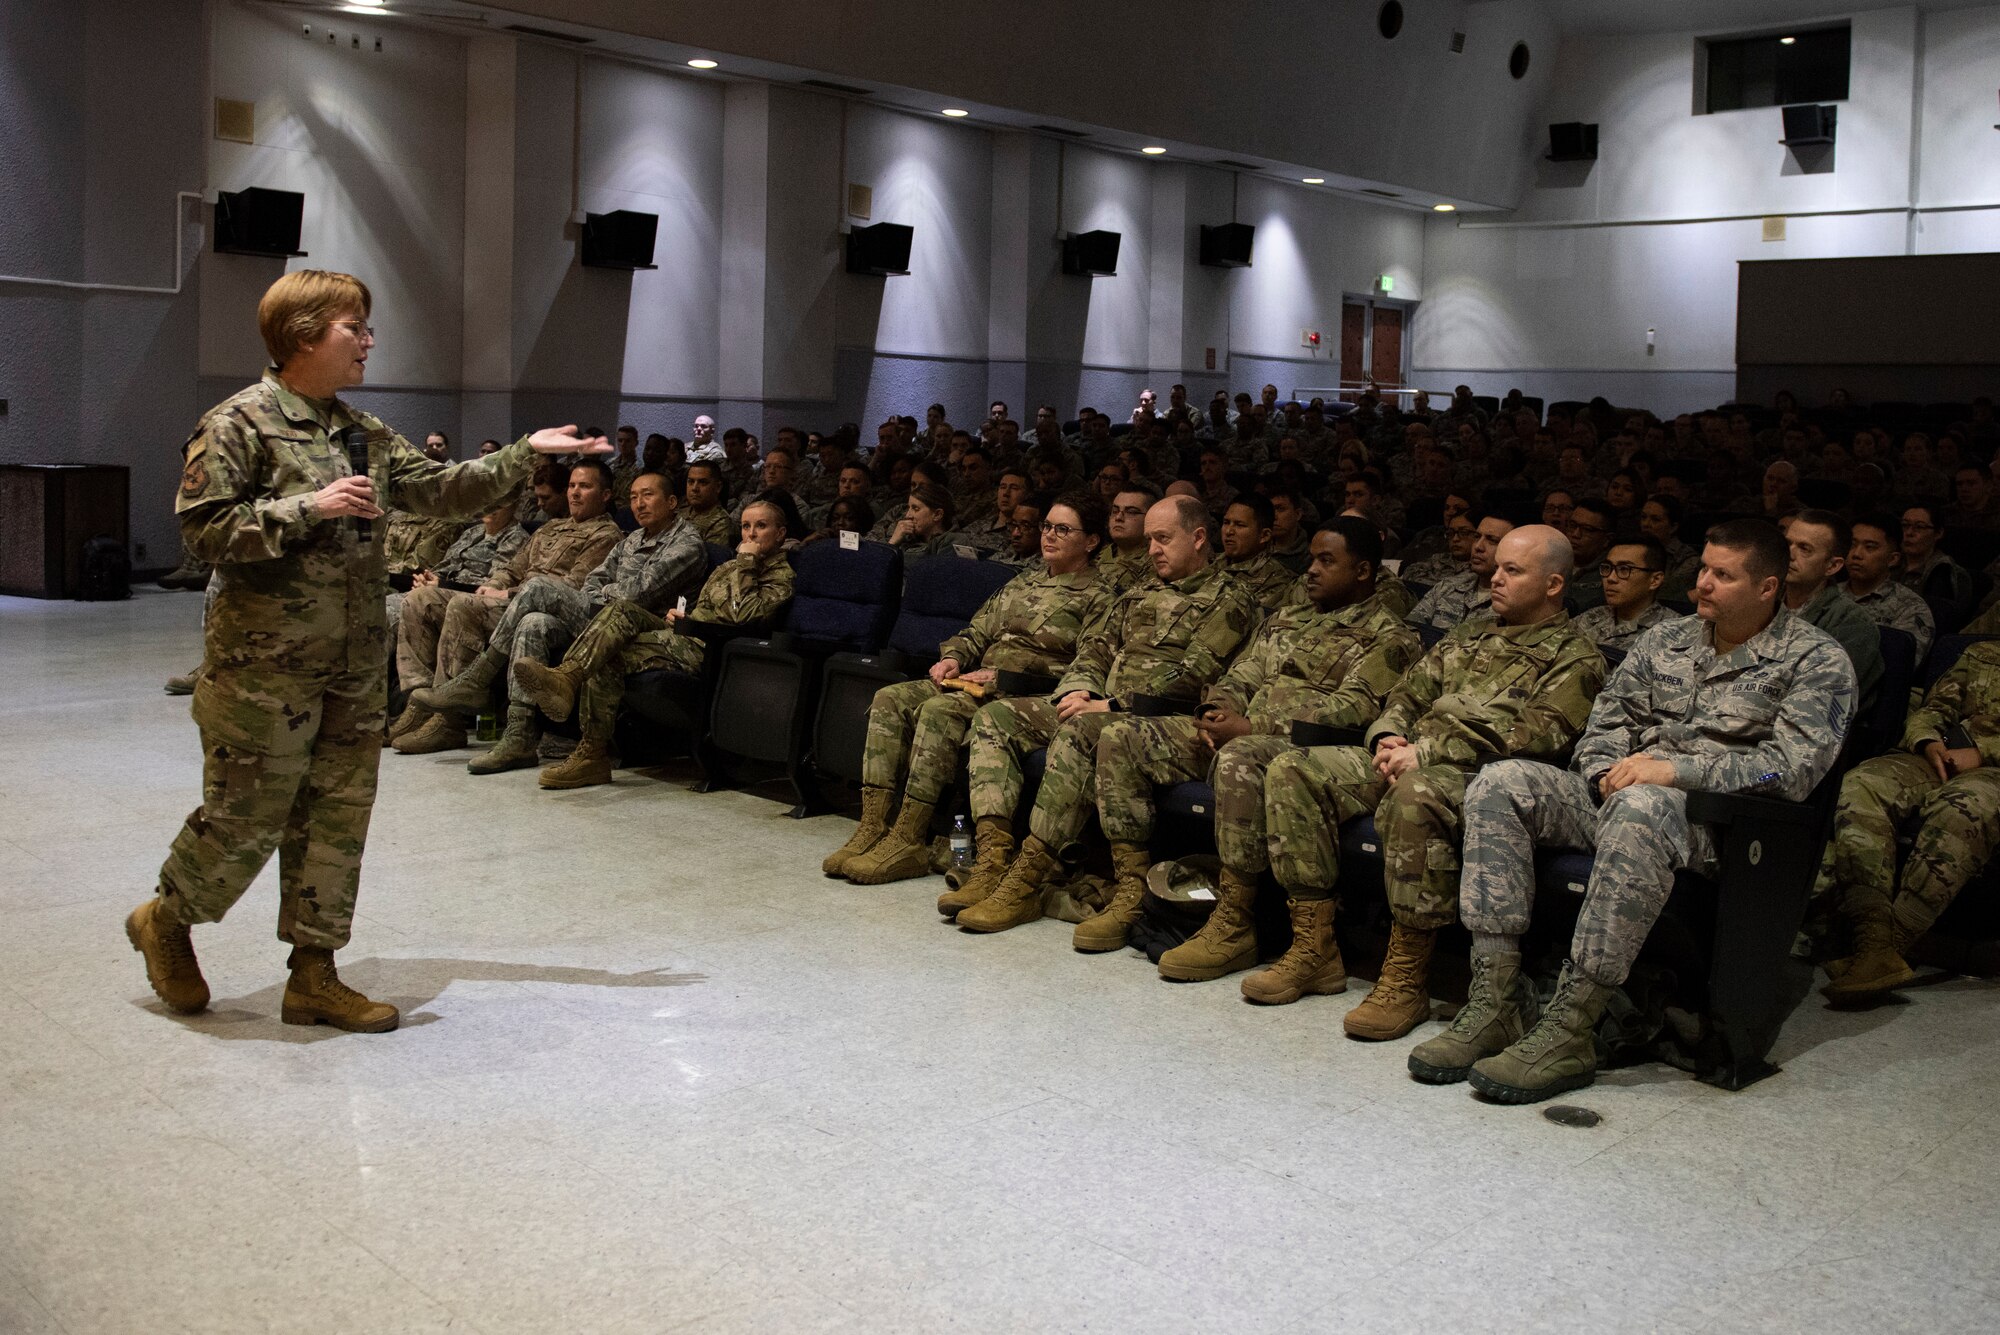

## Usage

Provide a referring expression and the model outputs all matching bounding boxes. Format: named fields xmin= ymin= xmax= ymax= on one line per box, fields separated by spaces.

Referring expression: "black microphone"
xmin=341 ymin=425 xmax=373 ymax=543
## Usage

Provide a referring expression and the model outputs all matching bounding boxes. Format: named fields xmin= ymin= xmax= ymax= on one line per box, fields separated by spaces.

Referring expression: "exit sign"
xmin=1378 ymin=275 xmax=1395 ymax=294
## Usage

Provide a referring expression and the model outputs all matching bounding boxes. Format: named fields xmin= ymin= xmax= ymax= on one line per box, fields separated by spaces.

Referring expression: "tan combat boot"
xmin=281 ymin=947 xmax=399 ymax=1033
xmin=1158 ymin=867 xmax=1259 ymax=982
xmin=1821 ymin=905 xmax=1918 ymax=1004
xmin=467 ymin=706 xmax=540 ymax=774
xmin=1408 ymin=950 xmax=1539 ymax=1084
xmin=843 ymin=795 xmax=937 ymax=885
xmin=1343 ymin=922 xmax=1436 ymax=1040
xmin=164 ymin=672 xmax=197 ymax=697
xmin=938 ymin=817 xmax=1013 ymax=918
xmin=125 ymin=897 xmax=209 ymax=1014
xmin=1241 ymin=896 xmax=1347 ymax=1004
xmin=956 ymin=835 xmax=1055 ymax=933
xmin=823 ymin=786 xmax=894 ymax=877
xmin=1469 ymin=960 xmax=1611 ymax=1103
xmin=393 ymin=713 xmax=467 ymax=755
xmin=411 ymin=647 xmax=506 ymax=719
xmin=512 ymin=658 xmax=584 ymax=723
xmin=1073 ymin=843 xmax=1154 ymax=953
xmin=539 ymin=734 xmax=614 ymax=789
xmin=387 ymin=701 xmax=429 ymax=742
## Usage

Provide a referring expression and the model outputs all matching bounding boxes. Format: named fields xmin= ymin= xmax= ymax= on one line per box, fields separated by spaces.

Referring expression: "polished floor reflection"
xmin=4 ymin=589 xmax=1996 ymax=1333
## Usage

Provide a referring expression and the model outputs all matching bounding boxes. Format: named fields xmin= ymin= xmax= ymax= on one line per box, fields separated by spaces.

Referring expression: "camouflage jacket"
xmin=381 ymin=511 xmax=464 ymax=575
xmin=177 ymin=370 xmax=535 ymax=675
xmin=1901 ymin=639 xmax=2000 ymax=766
xmin=434 ymin=522 xmax=527 ymax=588
xmin=1573 ymin=609 xmax=1856 ymax=803
xmin=1367 ymin=611 xmax=1605 ymax=771
xmin=1376 ymin=572 xmax=1417 ymax=620
xmin=938 ymin=563 xmax=1114 ymax=680
xmin=1094 ymin=544 xmax=1152 ymax=595
xmin=1794 ymin=584 xmax=1885 ymax=710
xmin=488 ymin=514 xmax=623 ymax=593
xmin=1208 ymin=591 xmax=1422 ymax=734
xmin=1405 ymin=566 xmax=1491 ymax=631
xmin=1846 ymin=579 xmax=1935 ymax=662
xmin=580 ymin=516 xmax=707 ymax=613
xmin=685 ymin=506 xmax=735 ymax=549
xmin=1055 ymin=559 xmax=1259 ymax=708
xmin=1221 ymin=553 xmax=1305 ymax=617
xmin=632 ymin=550 xmax=794 ymax=676
xmin=1574 ymin=601 xmax=1677 ymax=651
xmin=608 ymin=456 xmax=642 ymax=508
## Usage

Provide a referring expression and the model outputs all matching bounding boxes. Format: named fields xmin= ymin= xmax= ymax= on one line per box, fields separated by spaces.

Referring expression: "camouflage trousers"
xmin=862 ymin=679 xmax=983 ymax=804
xmin=566 ymin=600 xmax=703 ymax=741
xmin=486 ymin=577 xmax=598 ymax=704
xmin=396 ymin=585 xmax=503 ymax=689
xmin=1093 ymin=720 xmax=1293 ymax=871
xmin=1461 ymin=760 xmax=1717 ymax=987
xmin=1265 ymin=747 xmax=1468 ymax=923
xmin=966 ymin=698 xmax=1116 ymax=851
xmin=157 ymin=660 xmax=386 ymax=951
xmin=1815 ymin=752 xmax=2000 ymax=942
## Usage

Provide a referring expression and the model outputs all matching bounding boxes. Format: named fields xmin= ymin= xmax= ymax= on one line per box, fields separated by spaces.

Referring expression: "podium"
xmin=0 ymin=464 xmax=130 ymax=598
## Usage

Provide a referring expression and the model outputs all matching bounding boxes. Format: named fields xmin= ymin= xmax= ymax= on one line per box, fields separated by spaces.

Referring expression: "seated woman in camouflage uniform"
xmin=825 ymin=493 xmax=1115 ymax=886
xmin=509 ymin=498 xmax=798 ymax=790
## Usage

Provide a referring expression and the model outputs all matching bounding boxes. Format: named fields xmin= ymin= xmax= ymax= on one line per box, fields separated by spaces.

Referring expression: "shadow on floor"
xmin=141 ymin=956 xmax=708 ymax=1043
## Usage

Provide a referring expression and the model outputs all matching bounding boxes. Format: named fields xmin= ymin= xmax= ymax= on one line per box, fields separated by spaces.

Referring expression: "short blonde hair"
xmin=257 ymin=269 xmax=371 ymax=366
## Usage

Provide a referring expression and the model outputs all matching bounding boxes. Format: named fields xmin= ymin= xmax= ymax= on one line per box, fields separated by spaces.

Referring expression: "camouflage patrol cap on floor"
xmin=1145 ymin=855 xmax=1224 ymax=905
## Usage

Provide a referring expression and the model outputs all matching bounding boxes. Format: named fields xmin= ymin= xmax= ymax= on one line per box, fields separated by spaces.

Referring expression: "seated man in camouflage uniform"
xmin=1399 ymin=498 xmax=1476 ymax=588
xmin=1573 ymin=536 xmax=1677 ymax=653
xmin=952 ymin=496 xmax=1259 ymax=934
xmin=511 ymin=498 xmax=798 ymax=789
xmin=1817 ymin=638 xmax=2000 ymax=1003
xmin=1216 ymin=495 xmax=1303 ymax=618
xmin=824 ymin=494 xmax=1114 ymax=888
xmin=1841 ymin=513 xmax=1935 ymax=661
xmin=1087 ymin=516 xmax=1420 ymax=984
xmin=1284 ymin=526 xmax=1603 ymax=1040
xmin=681 ymin=460 xmax=736 ymax=548
xmin=386 ymin=497 xmax=525 ymax=681
xmin=1095 ymin=484 xmax=1159 ymax=593
xmin=1420 ymin=518 xmax=1856 ymax=1103
xmin=1405 ymin=512 xmax=1512 ymax=632
xmin=1782 ymin=509 xmax=1884 ymax=711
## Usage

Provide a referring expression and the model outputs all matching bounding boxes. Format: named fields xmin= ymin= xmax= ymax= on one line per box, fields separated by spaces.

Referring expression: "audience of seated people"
xmin=347 ymin=386 xmax=1996 ymax=1103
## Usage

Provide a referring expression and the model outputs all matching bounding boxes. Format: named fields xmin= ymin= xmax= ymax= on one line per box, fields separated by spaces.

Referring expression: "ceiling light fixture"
xmin=1779 ymin=35 xmax=1797 ymax=45
xmin=1141 ymin=146 xmax=1167 ymax=155
xmin=687 ymin=58 xmax=718 ymax=69
xmin=345 ymin=0 xmax=386 ymax=6
xmin=941 ymin=108 xmax=969 ymax=117
xmin=1302 ymin=177 xmax=1325 ymax=184
xmin=1433 ymin=203 xmax=1456 ymax=212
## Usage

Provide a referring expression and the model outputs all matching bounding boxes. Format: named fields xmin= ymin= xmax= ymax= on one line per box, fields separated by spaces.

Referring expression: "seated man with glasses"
xmin=1406 ymin=512 xmax=1513 ymax=632
xmin=1574 ymin=537 xmax=1677 ymax=652
xmin=993 ymin=493 xmax=1049 ymax=569
xmin=1561 ymin=499 xmax=1617 ymax=610
xmin=1400 ymin=497 xmax=1477 ymax=587
xmin=1096 ymin=484 xmax=1160 ymax=592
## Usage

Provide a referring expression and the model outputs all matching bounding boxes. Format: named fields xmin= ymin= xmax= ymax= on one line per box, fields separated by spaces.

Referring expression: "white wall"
xmin=1413 ymin=4 xmax=2000 ymax=415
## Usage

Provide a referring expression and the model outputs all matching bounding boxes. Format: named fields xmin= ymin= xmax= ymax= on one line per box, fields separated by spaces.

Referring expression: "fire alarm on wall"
xmin=1301 ymin=329 xmax=1321 ymax=349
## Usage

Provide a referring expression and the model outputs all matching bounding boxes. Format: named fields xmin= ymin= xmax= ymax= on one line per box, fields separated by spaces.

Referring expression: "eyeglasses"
xmin=1903 ymin=520 xmax=1938 ymax=532
xmin=1599 ymin=562 xmax=1659 ymax=579
xmin=330 ymin=320 xmax=375 ymax=340
xmin=1109 ymin=505 xmax=1148 ymax=518
xmin=1040 ymin=522 xmax=1082 ymax=538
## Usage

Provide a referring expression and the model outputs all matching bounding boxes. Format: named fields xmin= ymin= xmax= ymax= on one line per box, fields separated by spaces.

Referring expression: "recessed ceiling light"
xmin=345 ymin=0 xmax=386 ymax=6
xmin=1302 ymin=177 xmax=1325 ymax=184
xmin=1141 ymin=146 xmax=1167 ymax=155
xmin=687 ymin=58 xmax=718 ymax=69
xmin=941 ymin=108 xmax=969 ymax=117
xmin=1779 ymin=35 xmax=1797 ymax=45
xmin=1433 ymin=203 xmax=1456 ymax=212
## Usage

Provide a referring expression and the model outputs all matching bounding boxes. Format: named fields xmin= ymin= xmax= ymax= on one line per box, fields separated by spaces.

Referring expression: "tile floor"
xmin=3 ymin=588 xmax=1996 ymax=1334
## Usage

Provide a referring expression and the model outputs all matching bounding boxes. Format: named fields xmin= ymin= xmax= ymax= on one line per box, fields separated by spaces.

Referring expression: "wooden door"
xmin=1369 ymin=306 xmax=1404 ymax=389
xmin=1340 ymin=303 xmax=1367 ymax=390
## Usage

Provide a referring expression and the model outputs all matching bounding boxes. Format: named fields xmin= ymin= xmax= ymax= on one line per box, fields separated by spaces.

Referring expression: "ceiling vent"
xmin=799 ymin=78 xmax=874 ymax=96
xmin=1211 ymin=159 xmax=1262 ymax=172
xmin=1449 ymin=30 xmax=1467 ymax=53
xmin=504 ymin=23 xmax=592 ymax=43
xmin=1032 ymin=124 xmax=1090 ymax=138
xmin=1362 ymin=187 xmax=1403 ymax=198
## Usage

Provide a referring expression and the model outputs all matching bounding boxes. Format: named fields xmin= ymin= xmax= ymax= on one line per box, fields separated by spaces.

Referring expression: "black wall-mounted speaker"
xmin=580 ymin=210 xmax=659 ymax=270
xmin=1199 ymin=222 xmax=1255 ymax=268
xmin=1780 ymin=104 xmax=1837 ymax=147
xmin=1546 ymin=122 xmax=1599 ymax=162
xmin=1062 ymin=230 xmax=1121 ymax=276
xmin=845 ymin=222 xmax=914 ymax=276
xmin=213 ymin=187 xmax=307 ymax=258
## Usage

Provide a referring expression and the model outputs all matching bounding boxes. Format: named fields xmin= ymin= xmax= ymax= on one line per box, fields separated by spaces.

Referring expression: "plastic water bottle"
xmin=949 ymin=815 xmax=973 ymax=870
xmin=474 ymin=710 xmax=499 ymax=742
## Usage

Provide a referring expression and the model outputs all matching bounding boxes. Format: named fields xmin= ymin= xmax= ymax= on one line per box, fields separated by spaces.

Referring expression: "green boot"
xmin=410 ymin=647 xmax=506 ymax=718
xmin=1468 ymin=961 xmax=1612 ymax=1104
xmin=467 ymin=705 xmax=541 ymax=774
xmin=956 ymin=836 xmax=1055 ymax=934
xmin=1073 ymin=843 xmax=1153 ymax=953
xmin=823 ymin=785 xmax=894 ymax=878
xmin=938 ymin=817 xmax=1013 ymax=918
xmin=843 ymin=794 xmax=937 ymax=885
xmin=1240 ymin=895 xmax=1347 ymax=1004
xmin=1408 ymin=950 xmax=1538 ymax=1084
xmin=1158 ymin=867 xmax=1259 ymax=982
